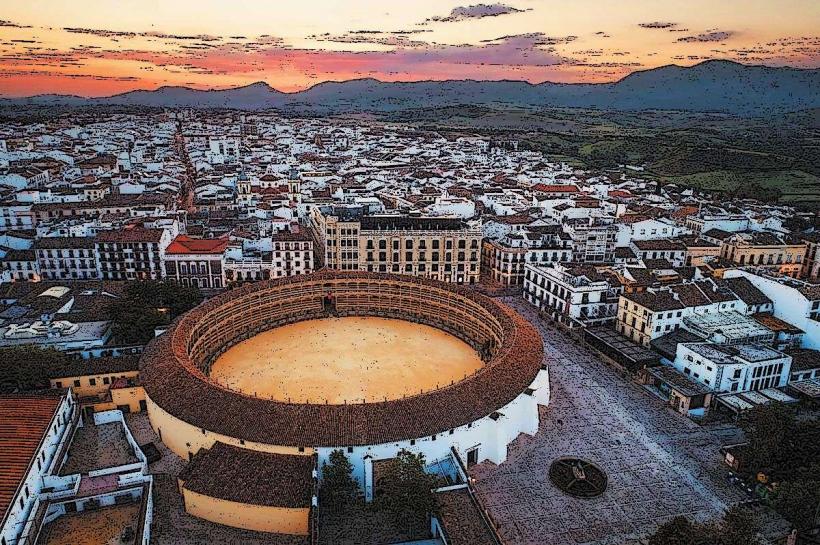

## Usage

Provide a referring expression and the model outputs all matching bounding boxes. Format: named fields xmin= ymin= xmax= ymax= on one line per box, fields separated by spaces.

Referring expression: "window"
xmin=73 ymin=380 xmax=81 ymax=387
xmin=89 ymin=378 xmax=96 ymax=386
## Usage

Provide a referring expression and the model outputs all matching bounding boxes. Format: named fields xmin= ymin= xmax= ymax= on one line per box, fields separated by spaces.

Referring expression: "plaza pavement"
xmin=470 ymin=298 xmax=751 ymax=545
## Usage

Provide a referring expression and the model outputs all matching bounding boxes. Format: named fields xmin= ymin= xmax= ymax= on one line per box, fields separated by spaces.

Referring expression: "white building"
xmin=0 ymin=392 xmax=77 ymax=545
xmin=673 ymin=343 xmax=791 ymax=393
xmin=724 ymin=269 xmax=820 ymax=350
xmin=617 ymin=218 xmax=688 ymax=246
xmin=523 ymin=263 xmax=621 ymax=328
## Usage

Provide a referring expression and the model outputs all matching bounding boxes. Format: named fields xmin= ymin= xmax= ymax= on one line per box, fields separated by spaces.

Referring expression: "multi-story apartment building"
xmin=684 ymin=212 xmax=750 ymax=234
xmin=310 ymin=206 xmax=482 ymax=284
xmin=223 ymin=232 xmax=314 ymax=283
xmin=28 ymin=194 xmax=170 ymax=227
xmin=0 ymin=204 xmax=34 ymax=231
xmin=724 ymin=269 xmax=820 ymax=351
xmin=481 ymin=226 xmax=572 ymax=286
xmin=630 ymin=239 xmax=687 ymax=267
xmin=678 ymin=236 xmax=721 ymax=266
xmin=163 ymin=235 xmax=229 ymax=289
xmin=0 ymin=391 xmax=77 ymax=545
xmin=563 ymin=217 xmax=618 ymax=263
xmin=617 ymin=280 xmax=744 ymax=346
xmin=2 ymin=249 xmax=39 ymax=281
xmin=33 ymin=237 xmax=99 ymax=281
xmin=95 ymin=226 xmax=171 ymax=281
xmin=801 ymin=232 xmax=820 ymax=281
xmin=719 ymin=231 xmax=806 ymax=277
xmin=523 ymin=263 xmax=622 ymax=328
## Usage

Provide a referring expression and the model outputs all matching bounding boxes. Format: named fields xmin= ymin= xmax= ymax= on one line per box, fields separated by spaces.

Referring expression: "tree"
xmin=721 ymin=505 xmax=761 ymax=545
xmin=374 ymin=449 xmax=437 ymax=525
xmin=0 ymin=345 xmax=70 ymax=392
xmin=647 ymin=507 xmax=762 ymax=545
xmin=648 ymin=516 xmax=697 ymax=545
xmin=107 ymin=280 xmax=202 ymax=344
xmin=738 ymin=404 xmax=820 ymax=534
xmin=737 ymin=402 xmax=795 ymax=476
xmin=321 ymin=449 xmax=358 ymax=512
xmin=771 ymin=465 xmax=820 ymax=533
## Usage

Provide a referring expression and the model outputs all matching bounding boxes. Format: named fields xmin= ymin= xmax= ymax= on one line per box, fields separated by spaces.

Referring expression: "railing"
xmin=309 ymin=453 xmax=320 ymax=545
xmin=448 ymin=447 xmax=504 ymax=545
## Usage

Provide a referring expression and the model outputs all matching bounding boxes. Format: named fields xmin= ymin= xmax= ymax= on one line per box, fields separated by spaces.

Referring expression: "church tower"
xmin=288 ymin=167 xmax=302 ymax=204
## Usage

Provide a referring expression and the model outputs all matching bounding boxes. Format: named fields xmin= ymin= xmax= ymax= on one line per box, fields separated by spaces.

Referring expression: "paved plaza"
xmin=470 ymin=298 xmax=750 ymax=545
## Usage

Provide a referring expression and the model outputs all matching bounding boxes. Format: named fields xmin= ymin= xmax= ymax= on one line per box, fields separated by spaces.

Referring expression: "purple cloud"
xmin=678 ymin=31 xmax=735 ymax=43
xmin=0 ymin=20 xmax=32 ymax=29
xmin=424 ymin=3 xmax=528 ymax=24
xmin=638 ymin=22 xmax=678 ymax=29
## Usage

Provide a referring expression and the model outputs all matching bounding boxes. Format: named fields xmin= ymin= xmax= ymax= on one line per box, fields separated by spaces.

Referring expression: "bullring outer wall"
xmin=140 ymin=271 xmax=550 ymax=485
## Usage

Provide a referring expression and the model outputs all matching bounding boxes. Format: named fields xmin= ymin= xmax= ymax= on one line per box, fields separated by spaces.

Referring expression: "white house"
xmin=673 ymin=343 xmax=791 ymax=394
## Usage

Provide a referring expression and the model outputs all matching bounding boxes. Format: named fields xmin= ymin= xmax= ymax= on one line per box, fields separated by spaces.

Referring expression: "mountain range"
xmin=4 ymin=61 xmax=819 ymax=116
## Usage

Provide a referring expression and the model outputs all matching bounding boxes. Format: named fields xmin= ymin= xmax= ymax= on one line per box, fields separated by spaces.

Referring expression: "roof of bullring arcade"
xmin=140 ymin=270 xmax=544 ymax=447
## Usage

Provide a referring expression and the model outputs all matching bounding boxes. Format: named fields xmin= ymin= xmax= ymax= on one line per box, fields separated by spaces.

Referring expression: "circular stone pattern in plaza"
xmin=548 ymin=457 xmax=608 ymax=498
xmin=209 ymin=316 xmax=485 ymax=403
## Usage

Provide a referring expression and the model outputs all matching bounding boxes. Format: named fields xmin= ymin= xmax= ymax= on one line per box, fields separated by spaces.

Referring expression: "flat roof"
xmin=788 ymin=378 xmax=820 ymax=398
xmin=683 ymin=311 xmax=773 ymax=341
xmin=716 ymin=394 xmax=754 ymax=412
xmin=59 ymin=421 xmax=138 ymax=476
xmin=758 ymin=388 xmax=798 ymax=403
xmin=40 ymin=502 xmax=142 ymax=545
xmin=646 ymin=365 xmax=711 ymax=397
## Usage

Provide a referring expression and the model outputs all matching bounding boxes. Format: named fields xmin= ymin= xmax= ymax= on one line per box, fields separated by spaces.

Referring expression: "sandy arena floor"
xmin=209 ymin=317 xmax=484 ymax=403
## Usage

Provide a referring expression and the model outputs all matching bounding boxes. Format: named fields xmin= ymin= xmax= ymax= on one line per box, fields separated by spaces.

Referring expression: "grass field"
xmin=390 ymin=105 xmax=820 ymax=207
xmin=660 ymin=170 xmax=820 ymax=203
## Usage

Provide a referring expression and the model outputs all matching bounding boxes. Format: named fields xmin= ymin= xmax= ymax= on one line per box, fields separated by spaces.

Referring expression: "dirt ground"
xmin=210 ymin=316 xmax=484 ymax=403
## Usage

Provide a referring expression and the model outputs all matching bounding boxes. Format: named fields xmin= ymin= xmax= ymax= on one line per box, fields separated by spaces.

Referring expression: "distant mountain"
xmin=3 ymin=61 xmax=819 ymax=116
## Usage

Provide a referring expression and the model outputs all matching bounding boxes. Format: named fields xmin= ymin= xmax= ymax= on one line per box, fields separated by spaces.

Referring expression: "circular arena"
xmin=140 ymin=271 xmax=549 ymax=531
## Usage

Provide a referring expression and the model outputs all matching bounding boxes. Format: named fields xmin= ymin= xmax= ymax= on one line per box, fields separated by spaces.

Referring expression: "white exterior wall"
xmin=673 ymin=343 xmax=792 ymax=393
xmin=724 ymin=270 xmax=820 ymax=350
xmin=1 ymin=395 xmax=76 ymax=545
xmin=319 ymin=367 xmax=550 ymax=501
xmin=626 ymin=219 xmax=688 ymax=243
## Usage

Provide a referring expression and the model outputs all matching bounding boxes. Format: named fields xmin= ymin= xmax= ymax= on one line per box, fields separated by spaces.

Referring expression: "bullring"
xmin=140 ymin=271 xmax=550 ymax=533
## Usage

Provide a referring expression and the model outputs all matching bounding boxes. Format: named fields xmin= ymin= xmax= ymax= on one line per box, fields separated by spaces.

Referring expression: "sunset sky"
xmin=1 ymin=0 xmax=818 ymax=97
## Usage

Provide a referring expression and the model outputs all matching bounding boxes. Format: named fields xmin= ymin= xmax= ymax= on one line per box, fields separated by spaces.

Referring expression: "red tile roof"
xmin=166 ymin=235 xmax=229 ymax=255
xmin=531 ymin=183 xmax=579 ymax=193
xmin=179 ymin=442 xmax=314 ymax=508
xmin=0 ymin=393 xmax=64 ymax=522
xmin=140 ymin=271 xmax=543 ymax=448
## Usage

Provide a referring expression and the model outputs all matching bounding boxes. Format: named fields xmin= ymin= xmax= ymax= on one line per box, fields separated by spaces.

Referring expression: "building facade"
xmin=524 ymin=263 xmax=621 ymax=328
xmin=33 ymin=237 xmax=99 ymax=281
xmin=164 ymin=235 xmax=229 ymax=289
xmin=310 ymin=207 xmax=482 ymax=284
xmin=95 ymin=227 xmax=172 ymax=281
